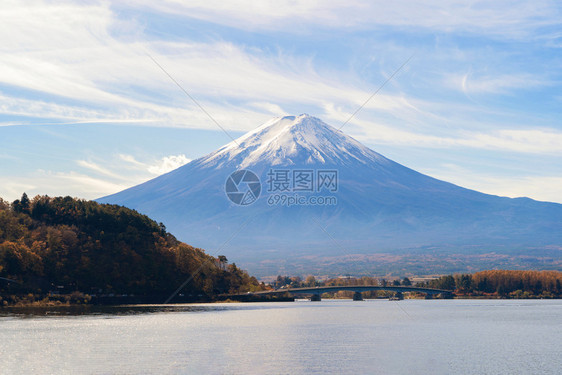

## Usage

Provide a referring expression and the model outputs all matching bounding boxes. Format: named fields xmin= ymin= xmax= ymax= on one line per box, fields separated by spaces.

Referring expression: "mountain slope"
xmin=99 ymin=114 xmax=562 ymax=275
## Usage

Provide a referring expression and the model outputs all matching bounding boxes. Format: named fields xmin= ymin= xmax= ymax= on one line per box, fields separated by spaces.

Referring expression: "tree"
xmin=305 ymin=275 xmax=317 ymax=287
xmin=402 ymin=277 xmax=412 ymax=286
xmin=496 ymin=284 xmax=506 ymax=296
xmin=431 ymin=275 xmax=456 ymax=291
xmin=0 ymin=198 xmax=9 ymax=211
xmin=534 ymin=280 xmax=543 ymax=295
xmin=20 ymin=193 xmax=30 ymax=213
xmin=217 ymin=255 xmax=228 ymax=270
xmin=218 ymin=255 xmax=228 ymax=263
xmin=274 ymin=275 xmax=291 ymax=288
xmin=477 ymin=277 xmax=492 ymax=293
xmin=456 ymin=274 xmax=472 ymax=292
xmin=290 ymin=276 xmax=302 ymax=287
xmin=12 ymin=193 xmax=30 ymax=214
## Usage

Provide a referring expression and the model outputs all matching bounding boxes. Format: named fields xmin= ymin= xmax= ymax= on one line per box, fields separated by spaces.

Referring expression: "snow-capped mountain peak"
xmin=99 ymin=113 xmax=562 ymax=277
xmin=203 ymin=114 xmax=385 ymax=168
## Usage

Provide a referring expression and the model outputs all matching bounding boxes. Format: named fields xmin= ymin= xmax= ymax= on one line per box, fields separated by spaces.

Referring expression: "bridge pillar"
xmin=352 ymin=291 xmax=363 ymax=301
xmin=424 ymin=293 xmax=433 ymax=299
xmin=395 ymin=292 xmax=404 ymax=300
xmin=310 ymin=294 xmax=321 ymax=301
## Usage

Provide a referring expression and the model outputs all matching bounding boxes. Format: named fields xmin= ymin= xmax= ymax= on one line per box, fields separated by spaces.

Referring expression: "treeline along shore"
xmin=421 ymin=270 xmax=562 ymax=298
xmin=271 ymin=270 xmax=562 ymax=299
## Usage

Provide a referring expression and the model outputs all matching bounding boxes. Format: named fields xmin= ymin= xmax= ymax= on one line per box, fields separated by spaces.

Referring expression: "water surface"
xmin=1 ymin=299 xmax=560 ymax=374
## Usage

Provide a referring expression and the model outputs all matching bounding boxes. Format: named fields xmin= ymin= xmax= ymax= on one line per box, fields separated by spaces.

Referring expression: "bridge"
xmin=243 ymin=285 xmax=454 ymax=301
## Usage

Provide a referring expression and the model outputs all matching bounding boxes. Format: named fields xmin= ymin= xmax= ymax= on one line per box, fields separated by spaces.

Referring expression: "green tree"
xmin=305 ymin=275 xmax=317 ymax=287
xmin=217 ymin=255 xmax=228 ymax=270
xmin=477 ymin=277 xmax=492 ymax=293
xmin=0 ymin=198 xmax=9 ymax=211
xmin=456 ymin=274 xmax=472 ymax=292
xmin=12 ymin=193 xmax=30 ymax=214
xmin=496 ymin=284 xmax=506 ymax=296
xmin=432 ymin=275 xmax=456 ymax=291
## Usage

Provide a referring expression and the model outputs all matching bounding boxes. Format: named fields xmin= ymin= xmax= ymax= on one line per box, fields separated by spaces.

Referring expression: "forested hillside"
xmin=0 ymin=194 xmax=263 ymax=304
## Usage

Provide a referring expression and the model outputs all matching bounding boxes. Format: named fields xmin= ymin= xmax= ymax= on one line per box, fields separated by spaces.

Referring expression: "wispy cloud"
xmin=0 ymin=152 xmax=195 ymax=202
xmin=120 ymin=154 xmax=191 ymax=175
xmin=0 ymin=171 xmax=129 ymax=201
xmin=1 ymin=1 xmax=558 ymax=140
xmin=0 ymin=1 xmax=561 ymax=203
xmin=448 ymin=72 xmax=550 ymax=94
xmin=77 ymin=160 xmax=123 ymax=179
xmin=125 ymin=0 xmax=561 ymax=39
xmin=354 ymin=119 xmax=562 ymax=155
xmin=147 ymin=155 xmax=191 ymax=175
xmin=424 ymin=163 xmax=562 ymax=204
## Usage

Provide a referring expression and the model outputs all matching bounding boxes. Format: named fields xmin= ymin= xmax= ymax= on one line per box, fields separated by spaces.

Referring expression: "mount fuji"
xmin=99 ymin=114 xmax=562 ymax=276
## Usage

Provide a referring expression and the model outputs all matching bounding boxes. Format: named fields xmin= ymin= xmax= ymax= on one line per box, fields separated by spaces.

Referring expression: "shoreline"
xmin=2 ymin=293 xmax=560 ymax=308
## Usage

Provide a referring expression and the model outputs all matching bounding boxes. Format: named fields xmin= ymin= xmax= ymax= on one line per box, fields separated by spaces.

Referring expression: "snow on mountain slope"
xmin=98 ymin=114 xmax=562 ymax=275
xmin=202 ymin=114 xmax=387 ymax=168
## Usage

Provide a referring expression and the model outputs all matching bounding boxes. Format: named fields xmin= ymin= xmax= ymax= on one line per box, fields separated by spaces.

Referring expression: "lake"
xmin=1 ymin=299 xmax=561 ymax=374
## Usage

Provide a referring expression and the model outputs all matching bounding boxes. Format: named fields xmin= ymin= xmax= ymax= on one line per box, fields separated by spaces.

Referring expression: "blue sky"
xmin=1 ymin=1 xmax=562 ymax=203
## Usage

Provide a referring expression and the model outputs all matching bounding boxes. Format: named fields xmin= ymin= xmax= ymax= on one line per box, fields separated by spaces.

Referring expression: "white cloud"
xmin=358 ymin=123 xmax=562 ymax=155
xmin=464 ymin=129 xmax=562 ymax=154
xmin=322 ymin=103 xmax=562 ymax=155
xmin=2 ymin=1 xmax=556 ymax=146
xmin=147 ymin=155 xmax=191 ymax=175
xmin=120 ymin=153 xmax=191 ymax=174
xmin=72 ymin=153 xmax=191 ymax=197
xmin=125 ymin=0 xmax=561 ymax=38
xmin=493 ymin=176 xmax=562 ymax=204
xmin=0 ymin=171 xmax=129 ymax=201
xmin=119 ymin=154 xmax=147 ymax=168
xmin=0 ymin=1 xmax=561 ymax=202
xmin=447 ymin=72 xmax=549 ymax=94
xmin=0 ymin=152 xmax=194 ymax=202
xmin=0 ymin=180 xmax=36 ymax=202
xmin=77 ymin=160 xmax=122 ymax=179
xmin=0 ymin=4 xmax=419 ymax=134
xmin=48 ymin=171 xmax=130 ymax=198
xmin=423 ymin=164 xmax=562 ymax=204
xmin=248 ymin=102 xmax=286 ymax=116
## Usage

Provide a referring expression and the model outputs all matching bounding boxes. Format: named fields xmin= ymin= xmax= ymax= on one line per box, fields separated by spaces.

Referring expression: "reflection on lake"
xmin=1 ymin=299 xmax=561 ymax=374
